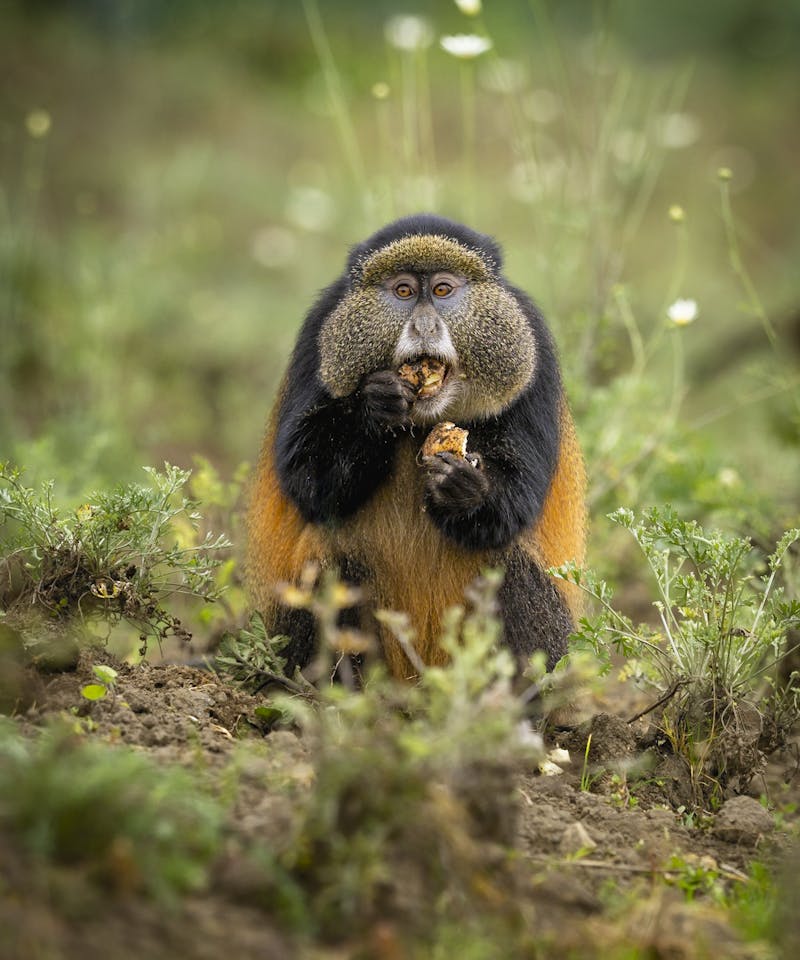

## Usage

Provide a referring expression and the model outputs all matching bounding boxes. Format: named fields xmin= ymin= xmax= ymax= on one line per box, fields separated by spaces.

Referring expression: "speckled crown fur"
xmin=345 ymin=213 xmax=504 ymax=282
xmin=353 ymin=235 xmax=494 ymax=286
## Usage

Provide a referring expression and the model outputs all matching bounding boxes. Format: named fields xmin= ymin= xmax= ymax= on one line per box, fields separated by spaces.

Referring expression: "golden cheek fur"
xmin=444 ymin=284 xmax=537 ymax=417
xmin=318 ymin=289 xmax=407 ymax=397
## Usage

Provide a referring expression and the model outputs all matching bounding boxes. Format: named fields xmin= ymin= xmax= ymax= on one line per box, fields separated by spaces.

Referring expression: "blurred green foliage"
xmin=0 ymin=717 xmax=223 ymax=899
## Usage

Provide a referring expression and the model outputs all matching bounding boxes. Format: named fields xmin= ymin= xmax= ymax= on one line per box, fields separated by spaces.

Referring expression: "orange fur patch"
xmin=245 ymin=411 xmax=325 ymax=619
xmin=523 ymin=402 xmax=587 ymax=617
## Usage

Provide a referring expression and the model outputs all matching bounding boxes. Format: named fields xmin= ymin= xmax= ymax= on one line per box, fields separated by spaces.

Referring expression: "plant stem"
xmin=460 ymin=62 xmax=477 ymax=223
xmin=719 ymin=176 xmax=776 ymax=346
xmin=301 ymin=0 xmax=366 ymax=193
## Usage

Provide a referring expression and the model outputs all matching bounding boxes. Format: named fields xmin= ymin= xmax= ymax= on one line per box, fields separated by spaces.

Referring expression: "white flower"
xmin=385 ymin=15 xmax=433 ymax=52
xmin=656 ymin=111 xmax=701 ymax=150
xmin=455 ymin=0 xmax=482 ymax=15
xmin=440 ymin=34 xmax=493 ymax=59
xmin=667 ymin=298 xmax=698 ymax=326
xmin=718 ymin=467 xmax=741 ymax=488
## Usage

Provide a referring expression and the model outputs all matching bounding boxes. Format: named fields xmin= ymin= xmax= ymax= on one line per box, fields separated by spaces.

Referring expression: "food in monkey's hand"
xmin=421 ymin=421 xmax=467 ymax=458
xmin=421 ymin=421 xmax=480 ymax=467
xmin=397 ymin=357 xmax=447 ymax=399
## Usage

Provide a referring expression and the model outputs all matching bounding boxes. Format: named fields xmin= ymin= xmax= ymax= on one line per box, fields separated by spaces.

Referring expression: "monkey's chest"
xmin=329 ymin=442 xmax=486 ymax=668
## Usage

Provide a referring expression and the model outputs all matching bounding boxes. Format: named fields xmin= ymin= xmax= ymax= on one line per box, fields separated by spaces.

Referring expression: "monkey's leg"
xmin=497 ymin=548 xmax=574 ymax=672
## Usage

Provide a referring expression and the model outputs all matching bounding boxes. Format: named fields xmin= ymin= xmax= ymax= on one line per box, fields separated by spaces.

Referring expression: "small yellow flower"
xmin=717 ymin=166 xmax=733 ymax=181
xmin=454 ymin=0 xmax=482 ymax=15
xmin=668 ymin=204 xmax=686 ymax=223
xmin=371 ymin=81 xmax=390 ymax=100
xmin=25 ymin=109 xmax=51 ymax=138
xmin=328 ymin=582 xmax=362 ymax=610
xmin=277 ymin=584 xmax=311 ymax=608
xmin=91 ymin=579 xmax=123 ymax=599
xmin=667 ymin=298 xmax=698 ymax=326
xmin=440 ymin=34 xmax=493 ymax=58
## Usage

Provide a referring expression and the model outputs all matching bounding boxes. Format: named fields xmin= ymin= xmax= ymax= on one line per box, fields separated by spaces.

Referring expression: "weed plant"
xmin=556 ymin=507 xmax=800 ymax=799
xmin=0 ymin=462 xmax=230 ymax=654
xmin=223 ymin=570 xmax=544 ymax=948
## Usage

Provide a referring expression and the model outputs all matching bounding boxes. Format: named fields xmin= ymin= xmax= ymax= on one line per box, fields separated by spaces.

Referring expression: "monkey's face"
xmin=318 ymin=235 xmax=537 ymax=423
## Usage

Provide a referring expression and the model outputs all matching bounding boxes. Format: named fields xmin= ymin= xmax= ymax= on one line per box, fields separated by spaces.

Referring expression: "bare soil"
xmin=2 ymin=650 xmax=799 ymax=959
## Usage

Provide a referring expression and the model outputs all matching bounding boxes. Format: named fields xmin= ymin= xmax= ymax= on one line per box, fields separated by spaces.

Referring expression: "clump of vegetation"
xmin=0 ymin=462 xmax=230 ymax=655
xmin=222 ymin=570 xmax=543 ymax=949
xmin=557 ymin=507 xmax=800 ymax=801
xmin=0 ymin=718 xmax=223 ymax=899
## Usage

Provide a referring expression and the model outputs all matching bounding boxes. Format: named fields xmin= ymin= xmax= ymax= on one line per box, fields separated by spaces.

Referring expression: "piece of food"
xmin=397 ymin=357 xmax=447 ymax=399
xmin=421 ymin=421 xmax=469 ymax=459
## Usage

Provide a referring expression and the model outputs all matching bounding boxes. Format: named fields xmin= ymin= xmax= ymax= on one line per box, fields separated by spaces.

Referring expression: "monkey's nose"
xmin=411 ymin=306 xmax=441 ymax=338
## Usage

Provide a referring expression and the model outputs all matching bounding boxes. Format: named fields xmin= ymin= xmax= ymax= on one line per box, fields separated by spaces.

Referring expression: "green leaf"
xmin=253 ymin=705 xmax=289 ymax=729
xmin=92 ymin=664 xmax=118 ymax=686
xmin=80 ymin=683 xmax=107 ymax=701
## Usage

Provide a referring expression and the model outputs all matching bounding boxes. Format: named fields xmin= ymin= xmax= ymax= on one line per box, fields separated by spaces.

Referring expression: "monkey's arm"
xmin=422 ymin=387 xmax=560 ymax=551
xmin=275 ymin=370 xmax=414 ymax=524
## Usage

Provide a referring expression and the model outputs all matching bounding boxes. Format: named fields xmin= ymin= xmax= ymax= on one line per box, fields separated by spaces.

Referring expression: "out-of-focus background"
xmin=2 ymin=0 xmax=799 ymax=572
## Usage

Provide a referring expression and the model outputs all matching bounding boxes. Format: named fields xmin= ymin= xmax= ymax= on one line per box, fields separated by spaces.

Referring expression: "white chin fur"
xmin=409 ymin=379 xmax=462 ymax=425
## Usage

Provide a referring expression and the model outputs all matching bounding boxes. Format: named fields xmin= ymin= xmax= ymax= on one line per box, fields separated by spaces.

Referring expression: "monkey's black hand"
xmin=423 ymin=452 xmax=490 ymax=512
xmin=359 ymin=370 xmax=415 ymax=432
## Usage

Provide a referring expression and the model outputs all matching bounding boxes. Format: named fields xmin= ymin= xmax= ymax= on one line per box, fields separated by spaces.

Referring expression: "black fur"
xmin=270 ymin=557 xmax=369 ymax=676
xmin=424 ymin=451 xmax=491 ymax=513
xmin=274 ymin=277 xmax=399 ymax=523
xmin=361 ymin=369 xmax=416 ymax=431
xmin=497 ymin=547 xmax=573 ymax=670
xmin=420 ymin=285 xmax=561 ymax=551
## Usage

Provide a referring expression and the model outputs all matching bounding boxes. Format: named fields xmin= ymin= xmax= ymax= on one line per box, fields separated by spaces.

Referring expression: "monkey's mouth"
xmin=396 ymin=355 xmax=453 ymax=401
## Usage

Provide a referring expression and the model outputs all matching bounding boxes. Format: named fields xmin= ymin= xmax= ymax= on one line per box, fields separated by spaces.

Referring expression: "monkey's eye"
xmin=394 ymin=282 xmax=415 ymax=299
xmin=432 ymin=281 xmax=454 ymax=298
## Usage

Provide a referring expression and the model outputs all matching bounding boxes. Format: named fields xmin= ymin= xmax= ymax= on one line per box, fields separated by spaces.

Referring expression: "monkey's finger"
xmin=362 ymin=369 xmax=416 ymax=400
xmin=426 ymin=458 xmax=489 ymax=509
